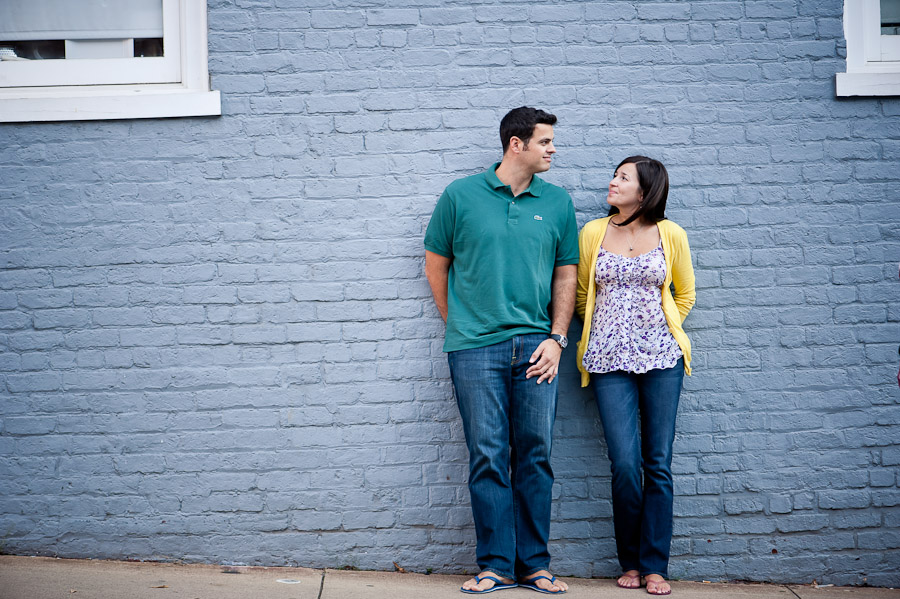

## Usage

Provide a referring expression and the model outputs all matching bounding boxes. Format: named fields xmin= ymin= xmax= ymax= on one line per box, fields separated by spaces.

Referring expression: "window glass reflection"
xmin=0 ymin=1 xmax=163 ymax=60
xmin=883 ymin=0 xmax=900 ymax=35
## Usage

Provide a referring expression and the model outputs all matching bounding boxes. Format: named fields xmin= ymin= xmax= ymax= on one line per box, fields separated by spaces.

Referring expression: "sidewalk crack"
xmin=317 ymin=569 xmax=326 ymax=599
xmin=784 ymin=584 xmax=802 ymax=599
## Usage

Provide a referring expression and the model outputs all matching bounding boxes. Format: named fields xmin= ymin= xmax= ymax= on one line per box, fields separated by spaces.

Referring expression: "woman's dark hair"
xmin=608 ymin=155 xmax=669 ymax=226
xmin=500 ymin=106 xmax=557 ymax=153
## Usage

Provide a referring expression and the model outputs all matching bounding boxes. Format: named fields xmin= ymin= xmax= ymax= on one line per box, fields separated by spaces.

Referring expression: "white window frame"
xmin=0 ymin=0 xmax=220 ymax=122
xmin=837 ymin=0 xmax=900 ymax=96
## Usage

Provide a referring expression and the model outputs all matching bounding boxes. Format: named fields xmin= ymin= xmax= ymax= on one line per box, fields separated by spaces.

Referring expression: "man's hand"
xmin=526 ymin=338 xmax=563 ymax=384
xmin=525 ymin=263 xmax=576 ymax=385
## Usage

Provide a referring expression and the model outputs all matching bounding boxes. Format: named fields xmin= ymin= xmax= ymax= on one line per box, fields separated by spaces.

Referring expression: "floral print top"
xmin=582 ymin=243 xmax=683 ymax=374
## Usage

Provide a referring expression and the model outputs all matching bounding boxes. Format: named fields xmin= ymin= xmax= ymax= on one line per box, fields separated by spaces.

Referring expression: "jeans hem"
xmin=518 ymin=565 xmax=552 ymax=579
xmin=476 ymin=568 xmax=516 ymax=582
xmin=641 ymin=570 xmax=669 ymax=578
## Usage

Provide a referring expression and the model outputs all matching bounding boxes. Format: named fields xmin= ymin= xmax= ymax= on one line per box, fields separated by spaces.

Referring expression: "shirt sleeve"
xmin=555 ymin=198 xmax=579 ymax=266
xmin=424 ymin=189 xmax=454 ymax=258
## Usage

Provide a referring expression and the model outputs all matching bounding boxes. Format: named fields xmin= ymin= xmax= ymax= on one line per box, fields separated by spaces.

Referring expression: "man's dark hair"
xmin=607 ymin=156 xmax=669 ymax=226
xmin=499 ymin=106 xmax=557 ymax=153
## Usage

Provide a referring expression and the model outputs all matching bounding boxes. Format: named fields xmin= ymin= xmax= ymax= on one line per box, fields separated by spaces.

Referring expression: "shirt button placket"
xmin=508 ymin=198 xmax=519 ymax=225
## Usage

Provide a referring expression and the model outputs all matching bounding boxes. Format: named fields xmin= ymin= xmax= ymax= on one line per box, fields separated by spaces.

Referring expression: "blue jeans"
xmin=448 ymin=334 xmax=558 ymax=580
xmin=590 ymin=359 xmax=684 ymax=578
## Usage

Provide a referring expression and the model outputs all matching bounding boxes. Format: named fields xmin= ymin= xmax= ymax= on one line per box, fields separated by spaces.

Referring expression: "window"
xmin=837 ymin=0 xmax=900 ymax=96
xmin=0 ymin=0 xmax=220 ymax=122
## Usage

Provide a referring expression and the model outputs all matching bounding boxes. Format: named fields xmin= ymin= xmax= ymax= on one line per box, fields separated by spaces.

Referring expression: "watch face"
xmin=552 ymin=334 xmax=567 ymax=348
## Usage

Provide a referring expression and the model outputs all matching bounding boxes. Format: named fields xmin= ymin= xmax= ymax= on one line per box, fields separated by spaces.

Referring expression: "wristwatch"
xmin=550 ymin=334 xmax=568 ymax=349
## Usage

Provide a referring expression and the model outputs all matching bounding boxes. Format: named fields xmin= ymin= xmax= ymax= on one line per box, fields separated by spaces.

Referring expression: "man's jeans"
xmin=448 ymin=334 xmax=558 ymax=580
xmin=590 ymin=358 xmax=684 ymax=578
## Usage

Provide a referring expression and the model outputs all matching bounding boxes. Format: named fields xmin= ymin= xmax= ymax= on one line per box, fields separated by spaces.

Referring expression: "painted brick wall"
xmin=2 ymin=0 xmax=900 ymax=587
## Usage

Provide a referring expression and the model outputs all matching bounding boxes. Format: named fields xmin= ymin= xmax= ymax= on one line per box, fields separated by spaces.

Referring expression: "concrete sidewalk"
xmin=0 ymin=556 xmax=897 ymax=599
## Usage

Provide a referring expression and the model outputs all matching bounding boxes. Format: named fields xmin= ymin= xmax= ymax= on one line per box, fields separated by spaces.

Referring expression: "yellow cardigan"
xmin=575 ymin=216 xmax=696 ymax=386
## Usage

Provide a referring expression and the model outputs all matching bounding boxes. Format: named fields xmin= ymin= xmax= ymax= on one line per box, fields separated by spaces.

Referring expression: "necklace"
xmin=627 ymin=228 xmax=640 ymax=252
xmin=612 ymin=217 xmax=644 ymax=251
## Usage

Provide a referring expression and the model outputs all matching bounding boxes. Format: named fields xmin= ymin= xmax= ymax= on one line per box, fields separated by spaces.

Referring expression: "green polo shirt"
xmin=424 ymin=163 xmax=579 ymax=352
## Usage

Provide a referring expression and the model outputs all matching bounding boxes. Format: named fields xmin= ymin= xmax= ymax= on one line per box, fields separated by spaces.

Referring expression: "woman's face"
xmin=607 ymin=162 xmax=642 ymax=212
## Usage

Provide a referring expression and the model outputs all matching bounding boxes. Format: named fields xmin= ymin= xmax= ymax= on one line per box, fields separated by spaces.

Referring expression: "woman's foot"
xmin=643 ymin=575 xmax=671 ymax=596
xmin=460 ymin=571 xmax=516 ymax=593
xmin=521 ymin=570 xmax=568 ymax=593
xmin=616 ymin=570 xmax=642 ymax=589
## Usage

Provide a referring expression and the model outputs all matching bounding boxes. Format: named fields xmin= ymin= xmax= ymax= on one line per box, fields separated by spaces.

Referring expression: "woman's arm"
xmin=671 ymin=230 xmax=695 ymax=322
xmin=575 ymin=224 xmax=597 ymax=321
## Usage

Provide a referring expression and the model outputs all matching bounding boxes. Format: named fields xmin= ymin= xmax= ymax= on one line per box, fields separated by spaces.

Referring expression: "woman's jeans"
xmin=448 ymin=334 xmax=558 ymax=580
xmin=591 ymin=358 xmax=684 ymax=578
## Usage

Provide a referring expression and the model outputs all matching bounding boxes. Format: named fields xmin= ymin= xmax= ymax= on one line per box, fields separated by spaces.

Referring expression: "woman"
xmin=575 ymin=156 xmax=695 ymax=595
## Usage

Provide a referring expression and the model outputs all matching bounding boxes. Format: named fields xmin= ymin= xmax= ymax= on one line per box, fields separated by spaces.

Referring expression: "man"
xmin=424 ymin=107 xmax=578 ymax=594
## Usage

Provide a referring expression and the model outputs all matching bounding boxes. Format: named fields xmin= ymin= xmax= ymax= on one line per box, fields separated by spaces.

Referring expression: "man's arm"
xmin=425 ymin=250 xmax=452 ymax=322
xmin=526 ymin=263 xmax=577 ymax=384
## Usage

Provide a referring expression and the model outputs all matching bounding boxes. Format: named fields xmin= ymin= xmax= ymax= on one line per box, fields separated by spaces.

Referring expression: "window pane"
xmin=0 ymin=41 xmax=64 ymax=60
xmin=883 ymin=0 xmax=900 ymax=35
xmin=0 ymin=1 xmax=163 ymax=59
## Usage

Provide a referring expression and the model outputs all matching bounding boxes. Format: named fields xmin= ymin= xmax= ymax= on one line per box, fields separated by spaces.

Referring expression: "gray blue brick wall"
xmin=2 ymin=0 xmax=899 ymax=587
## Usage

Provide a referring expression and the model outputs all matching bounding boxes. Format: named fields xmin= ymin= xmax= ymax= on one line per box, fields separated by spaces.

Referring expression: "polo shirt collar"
xmin=484 ymin=162 xmax=544 ymax=198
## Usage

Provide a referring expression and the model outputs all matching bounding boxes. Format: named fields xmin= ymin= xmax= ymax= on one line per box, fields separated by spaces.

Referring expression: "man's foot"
xmin=520 ymin=570 xmax=568 ymax=594
xmin=460 ymin=571 xmax=517 ymax=594
xmin=617 ymin=570 xmax=642 ymax=589
xmin=643 ymin=575 xmax=671 ymax=596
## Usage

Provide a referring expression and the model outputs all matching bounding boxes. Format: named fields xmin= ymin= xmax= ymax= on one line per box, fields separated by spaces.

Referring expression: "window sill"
xmin=836 ymin=71 xmax=900 ymax=96
xmin=0 ymin=83 xmax=221 ymax=123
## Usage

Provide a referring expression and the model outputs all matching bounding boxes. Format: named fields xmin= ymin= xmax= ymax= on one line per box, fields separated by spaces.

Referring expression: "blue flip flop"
xmin=519 ymin=574 xmax=566 ymax=594
xmin=460 ymin=574 xmax=518 ymax=594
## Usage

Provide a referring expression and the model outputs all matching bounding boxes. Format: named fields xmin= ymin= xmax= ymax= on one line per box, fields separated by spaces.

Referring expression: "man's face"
xmin=519 ymin=123 xmax=556 ymax=174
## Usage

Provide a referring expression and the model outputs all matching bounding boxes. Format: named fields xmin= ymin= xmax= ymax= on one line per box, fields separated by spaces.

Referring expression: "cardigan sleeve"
xmin=670 ymin=228 xmax=696 ymax=322
xmin=575 ymin=222 xmax=597 ymax=321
